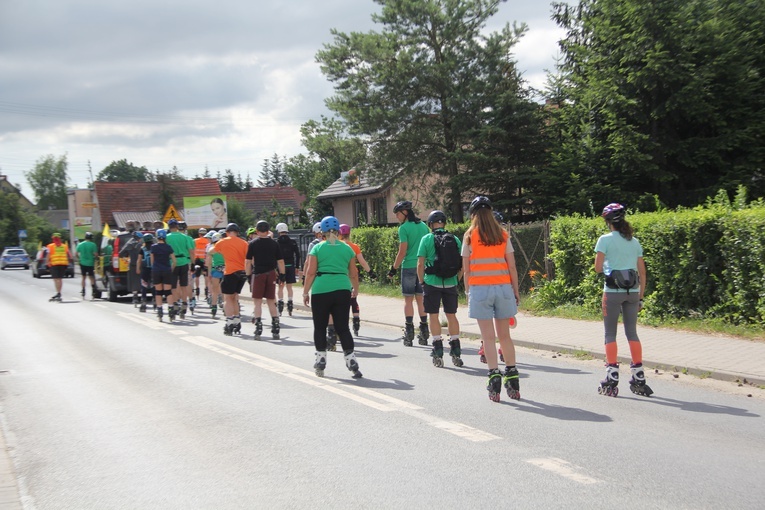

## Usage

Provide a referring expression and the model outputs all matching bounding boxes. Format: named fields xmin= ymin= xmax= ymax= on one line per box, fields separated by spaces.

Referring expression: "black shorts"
xmin=50 ymin=265 xmax=67 ymax=279
xmin=423 ymin=283 xmax=459 ymax=314
xmin=221 ymin=271 xmax=247 ymax=295
xmin=283 ymin=265 xmax=297 ymax=284
xmin=80 ymin=265 xmax=95 ymax=277
xmin=171 ymin=264 xmax=189 ymax=288
xmin=193 ymin=259 xmax=207 ymax=277
xmin=152 ymin=270 xmax=173 ymax=286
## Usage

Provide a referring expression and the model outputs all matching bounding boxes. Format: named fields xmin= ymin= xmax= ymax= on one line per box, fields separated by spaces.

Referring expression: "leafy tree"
xmin=0 ymin=190 xmax=58 ymax=252
xmin=225 ymin=197 xmax=254 ymax=229
xmin=284 ymin=117 xmax=366 ymax=219
xmin=316 ymin=0 xmax=529 ymax=222
xmin=95 ymin=159 xmax=151 ymax=182
xmin=258 ymin=154 xmax=291 ymax=187
xmin=549 ymin=0 xmax=765 ymax=211
xmin=26 ymin=154 xmax=69 ymax=209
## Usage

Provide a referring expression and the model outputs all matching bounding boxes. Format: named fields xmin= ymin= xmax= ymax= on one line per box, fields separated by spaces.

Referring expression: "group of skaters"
xmin=49 ymin=196 xmax=652 ymax=402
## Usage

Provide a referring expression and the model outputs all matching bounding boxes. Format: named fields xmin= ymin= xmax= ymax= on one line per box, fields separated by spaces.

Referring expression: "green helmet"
xmin=246 ymin=227 xmax=256 ymax=236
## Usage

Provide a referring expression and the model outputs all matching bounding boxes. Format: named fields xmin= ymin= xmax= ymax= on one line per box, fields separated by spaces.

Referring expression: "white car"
xmin=1 ymin=247 xmax=31 ymax=270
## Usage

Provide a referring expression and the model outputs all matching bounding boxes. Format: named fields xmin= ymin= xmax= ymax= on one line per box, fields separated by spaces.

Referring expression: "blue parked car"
xmin=1 ymin=247 xmax=31 ymax=270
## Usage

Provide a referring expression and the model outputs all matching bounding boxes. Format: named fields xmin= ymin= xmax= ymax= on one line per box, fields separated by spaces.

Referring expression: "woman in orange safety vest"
xmin=461 ymin=196 xmax=521 ymax=403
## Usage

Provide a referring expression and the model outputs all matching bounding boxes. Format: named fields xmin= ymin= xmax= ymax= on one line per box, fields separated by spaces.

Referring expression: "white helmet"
xmin=198 ymin=227 xmax=208 ymax=235
xmin=276 ymin=222 xmax=289 ymax=233
xmin=312 ymin=222 xmax=322 ymax=233
xmin=211 ymin=232 xmax=222 ymax=243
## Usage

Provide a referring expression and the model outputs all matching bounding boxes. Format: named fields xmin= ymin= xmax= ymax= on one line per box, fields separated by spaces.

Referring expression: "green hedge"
xmin=349 ymin=221 xmax=547 ymax=294
xmin=532 ymin=204 xmax=765 ymax=325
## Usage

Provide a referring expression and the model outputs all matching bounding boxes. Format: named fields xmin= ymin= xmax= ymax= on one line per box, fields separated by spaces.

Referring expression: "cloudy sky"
xmin=0 ymin=0 xmax=569 ymax=201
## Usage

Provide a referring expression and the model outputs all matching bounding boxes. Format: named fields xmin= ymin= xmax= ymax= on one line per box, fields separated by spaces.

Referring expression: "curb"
xmin=240 ymin=295 xmax=765 ymax=388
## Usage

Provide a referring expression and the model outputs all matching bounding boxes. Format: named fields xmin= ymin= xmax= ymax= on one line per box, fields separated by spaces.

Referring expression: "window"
xmin=371 ymin=197 xmax=387 ymax=224
xmin=353 ymin=199 xmax=368 ymax=226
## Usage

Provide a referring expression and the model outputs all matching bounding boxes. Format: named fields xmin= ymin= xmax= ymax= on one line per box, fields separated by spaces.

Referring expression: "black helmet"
xmin=469 ymin=196 xmax=492 ymax=215
xmin=427 ymin=210 xmax=447 ymax=226
xmin=393 ymin=200 xmax=412 ymax=214
xmin=84 ymin=232 xmax=94 ymax=240
xmin=256 ymin=220 xmax=270 ymax=233
xmin=178 ymin=221 xmax=187 ymax=230
xmin=226 ymin=222 xmax=240 ymax=232
xmin=493 ymin=211 xmax=504 ymax=223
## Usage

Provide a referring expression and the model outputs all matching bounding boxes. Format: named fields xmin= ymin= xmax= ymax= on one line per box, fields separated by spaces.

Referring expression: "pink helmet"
xmin=601 ymin=203 xmax=626 ymax=222
xmin=338 ymin=224 xmax=351 ymax=236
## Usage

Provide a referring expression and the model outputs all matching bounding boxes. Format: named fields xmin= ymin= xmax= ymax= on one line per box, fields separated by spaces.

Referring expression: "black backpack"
xmin=425 ymin=230 xmax=462 ymax=279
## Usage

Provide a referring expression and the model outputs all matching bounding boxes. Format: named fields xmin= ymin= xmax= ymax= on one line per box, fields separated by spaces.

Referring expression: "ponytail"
xmin=611 ymin=219 xmax=633 ymax=241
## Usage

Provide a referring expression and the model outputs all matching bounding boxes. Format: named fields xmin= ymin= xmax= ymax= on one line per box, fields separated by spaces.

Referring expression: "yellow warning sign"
xmin=162 ymin=204 xmax=184 ymax=223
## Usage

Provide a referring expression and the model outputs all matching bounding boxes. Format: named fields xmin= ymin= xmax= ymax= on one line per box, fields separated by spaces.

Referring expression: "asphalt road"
xmin=1 ymin=268 xmax=764 ymax=509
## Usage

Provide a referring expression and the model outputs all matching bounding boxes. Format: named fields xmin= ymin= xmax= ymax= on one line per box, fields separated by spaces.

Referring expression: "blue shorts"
xmin=401 ymin=267 xmax=423 ymax=296
xmin=468 ymin=284 xmax=517 ymax=320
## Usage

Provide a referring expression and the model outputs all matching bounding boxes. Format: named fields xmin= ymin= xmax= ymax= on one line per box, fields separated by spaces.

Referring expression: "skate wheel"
xmin=433 ymin=358 xmax=443 ymax=368
xmin=489 ymin=392 xmax=500 ymax=403
xmin=597 ymin=386 xmax=603 ymax=395
xmin=452 ymin=358 xmax=464 ymax=368
xmin=352 ymin=371 xmax=363 ymax=379
xmin=612 ymin=387 xmax=619 ymax=397
xmin=315 ymin=369 xmax=324 ymax=378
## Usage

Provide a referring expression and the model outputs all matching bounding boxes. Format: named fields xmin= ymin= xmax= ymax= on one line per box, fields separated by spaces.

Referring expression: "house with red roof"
xmin=226 ymin=185 xmax=305 ymax=226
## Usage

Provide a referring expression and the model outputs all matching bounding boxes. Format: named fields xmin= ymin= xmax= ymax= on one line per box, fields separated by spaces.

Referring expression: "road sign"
xmin=18 ymin=229 xmax=27 ymax=239
xmin=162 ymin=204 xmax=184 ymax=223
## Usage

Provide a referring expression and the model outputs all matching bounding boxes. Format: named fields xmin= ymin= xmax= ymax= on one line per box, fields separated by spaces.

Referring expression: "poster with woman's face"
xmin=184 ymin=195 xmax=228 ymax=229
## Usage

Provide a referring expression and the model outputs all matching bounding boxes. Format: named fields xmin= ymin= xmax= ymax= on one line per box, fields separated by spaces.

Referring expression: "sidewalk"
xmin=272 ymin=292 xmax=765 ymax=387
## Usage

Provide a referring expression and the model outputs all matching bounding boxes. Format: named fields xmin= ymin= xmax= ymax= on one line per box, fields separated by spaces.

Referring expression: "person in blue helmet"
xmin=302 ymin=216 xmax=362 ymax=379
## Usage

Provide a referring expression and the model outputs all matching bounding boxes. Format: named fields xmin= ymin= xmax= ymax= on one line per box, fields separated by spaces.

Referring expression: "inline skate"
xmin=598 ymin=364 xmax=620 ymax=397
xmin=232 ymin=316 xmax=241 ymax=335
xmin=157 ymin=308 xmax=164 ymax=322
xmin=327 ymin=325 xmax=338 ymax=351
xmin=487 ymin=369 xmax=502 ymax=402
xmin=352 ymin=316 xmax=360 ymax=337
xmin=430 ymin=338 xmax=444 ymax=368
xmin=478 ymin=343 xmax=503 ymax=363
xmin=503 ymin=366 xmax=521 ymax=400
xmin=314 ymin=351 xmax=327 ymax=377
xmin=210 ymin=304 xmax=218 ymax=319
xmin=168 ymin=305 xmax=177 ymax=322
xmin=189 ymin=297 xmax=196 ymax=315
xmin=80 ymin=288 xmax=86 ymax=298
xmin=277 ymin=300 xmax=284 ymax=316
xmin=344 ymin=351 xmax=363 ymax=379
xmin=271 ymin=317 xmax=280 ymax=339
xmin=449 ymin=339 xmax=464 ymax=367
xmin=402 ymin=322 xmax=415 ymax=347
xmin=287 ymin=300 xmax=293 ymax=316
xmin=139 ymin=298 xmax=147 ymax=313
xmin=223 ymin=319 xmax=234 ymax=336
xmin=629 ymin=363 xmax=654 ymax=397
xmin=179 ymin=301 xmax=187 ymax=320
xmin=417 ymin=322 xmax=430 ymax=346
xmin=49 ymin=293 xmax=61 ymax=302
xmin=253 ymin=318 xmax=263 ymax=340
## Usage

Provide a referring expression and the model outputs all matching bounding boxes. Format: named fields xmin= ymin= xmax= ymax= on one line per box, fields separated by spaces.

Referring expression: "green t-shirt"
xmin=103 ymin=244 xmax=113 ymax=259
xmin=398 ymin=220 xmax=430 ymax=269
xmin=76 ymin=240 xmax=98 ymax=266
xmin=417 ymin=228 xmax=462 ymax=287
xmin=308 ymin=240 xmax=355 ymax=295
xmin=166 ymin=232 xmax=194 ymax=265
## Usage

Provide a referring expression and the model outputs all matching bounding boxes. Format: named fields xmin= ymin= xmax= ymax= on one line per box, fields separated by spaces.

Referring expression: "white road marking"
xmin=526 ymin=457 xmax=600 ymax=484
xmin=182 ymin=334 xmax=500 ymax=442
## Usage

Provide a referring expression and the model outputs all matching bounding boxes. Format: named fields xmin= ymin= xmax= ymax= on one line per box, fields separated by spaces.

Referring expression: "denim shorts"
xmin=401 ymin=267 xmax=423 ymax=296
xmin=468 ymin=284 xmax=517 ymax=320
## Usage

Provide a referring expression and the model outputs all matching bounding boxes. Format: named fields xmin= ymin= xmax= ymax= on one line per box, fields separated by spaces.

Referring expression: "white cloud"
xmin=0 ymin=0 xmax=565 ymax=198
